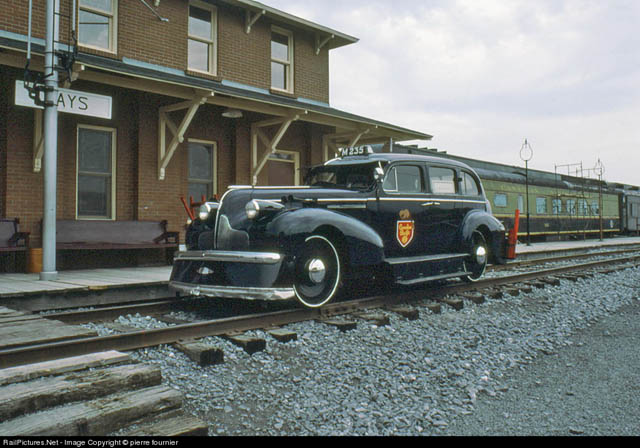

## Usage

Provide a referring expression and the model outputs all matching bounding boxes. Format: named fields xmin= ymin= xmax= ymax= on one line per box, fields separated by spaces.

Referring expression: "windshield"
xmin=305 ymin=162 xmax=380 ymax=191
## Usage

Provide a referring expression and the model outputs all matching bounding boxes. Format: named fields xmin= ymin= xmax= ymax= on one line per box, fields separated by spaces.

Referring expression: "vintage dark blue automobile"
xmin=170 ymin=147 xmax=507 ymax=308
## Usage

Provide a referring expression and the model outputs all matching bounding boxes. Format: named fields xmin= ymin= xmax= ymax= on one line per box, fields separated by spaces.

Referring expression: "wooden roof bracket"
xmin=315 ymin=33 xmax=335 ymax=55
xmin=250 ymin=112 xmax=304 ymax=185
xmin=245 ymin=9 xmax=266 ymax=34
xmin=158 ymin=90 xmax=214 ymax=180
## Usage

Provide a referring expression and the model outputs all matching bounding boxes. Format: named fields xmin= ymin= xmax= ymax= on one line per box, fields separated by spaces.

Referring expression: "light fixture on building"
xmin=222 ymin=108 xmax=243 ymax=119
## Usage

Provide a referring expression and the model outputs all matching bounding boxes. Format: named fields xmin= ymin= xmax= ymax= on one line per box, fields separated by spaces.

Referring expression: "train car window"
xmin=383 ymin=165 xmax=423 ymax=193
xmin=428 ymin=166 xmax=456 ymax=194
xmin=494 ymin=193 xmax=508 ymax=208
xmin=517 ymin=195 xmax=524 ymax=213
xmin=536 ymin=197 xmax=547 ymax=214
xmin=552 ymin=199 xmax=562 ymax=214
xmin=632 ymin=203 xmax=638 ymax=218
xmin=460 ymin=171 xmax=480 ymax=196
xmin=567 ymin=199 xmax=576 ymax=215
xmin=578 ymin=199 xmax=588 ymax=215
xmin=591 ymin=201 xmax=599 ymax=215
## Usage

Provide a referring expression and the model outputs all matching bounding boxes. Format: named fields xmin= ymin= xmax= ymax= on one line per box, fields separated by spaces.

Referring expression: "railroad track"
xmin=2 ymin=252 xmax=639 ymax=370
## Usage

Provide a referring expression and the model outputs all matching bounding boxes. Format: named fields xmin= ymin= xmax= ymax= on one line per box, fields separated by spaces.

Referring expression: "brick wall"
xmin=2 ymin=0 xmax=331 ymax=103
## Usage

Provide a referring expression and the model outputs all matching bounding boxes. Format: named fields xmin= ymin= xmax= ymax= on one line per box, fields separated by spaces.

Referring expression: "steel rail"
xmin=2 ymin=254 xmax=639 ymax=369
xmin=490 ymin=246 xmax=640 ymax=271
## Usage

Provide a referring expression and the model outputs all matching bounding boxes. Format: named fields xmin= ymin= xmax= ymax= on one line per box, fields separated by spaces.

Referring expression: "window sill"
xmin=186 ymin=69 xmax=221 ymax=82
xmin=269 ymin=88 xmax=296 ymax=98
xmin=78 ymin=44 xmax=118 ymax=59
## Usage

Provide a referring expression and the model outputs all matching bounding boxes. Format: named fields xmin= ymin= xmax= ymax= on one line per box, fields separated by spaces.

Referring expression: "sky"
xmin=266 ymin=0 xmax=640 ymax=186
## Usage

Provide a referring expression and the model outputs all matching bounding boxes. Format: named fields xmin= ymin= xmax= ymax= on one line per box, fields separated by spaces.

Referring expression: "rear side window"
xmin=428 ymin=166 xmax=456 ymax=194
xmin=460 ymin=171 xmax=480 ymax=196
xmin=383 ymin=165 xmax=423 ymax=193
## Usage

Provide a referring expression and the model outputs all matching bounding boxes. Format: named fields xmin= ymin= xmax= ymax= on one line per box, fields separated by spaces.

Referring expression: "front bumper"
xmin=169 ymin=281 xmax=295 ymax=301
xmin=169 ymin=250 xmax=294 ymax=301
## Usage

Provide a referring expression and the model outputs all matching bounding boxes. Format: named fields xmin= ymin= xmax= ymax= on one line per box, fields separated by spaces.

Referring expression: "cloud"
xmin=266 ymin=0 xmax=640 ymax=185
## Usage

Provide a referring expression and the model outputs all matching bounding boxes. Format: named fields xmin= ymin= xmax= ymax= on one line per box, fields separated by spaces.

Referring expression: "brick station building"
xmin=0 ymin=0 xmax=430 ymax=271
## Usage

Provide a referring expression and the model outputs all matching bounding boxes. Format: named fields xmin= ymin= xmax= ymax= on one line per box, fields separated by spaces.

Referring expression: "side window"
xmin=494 ymin=193 xmax=507 ymax=208
xmin=536 ymin=197 xmax=547 ymax=214
xmin=188 ymin=140 xmax=217 ymax=200
xmin=77 ymin=125 xmax=116 ymax=219
xmin=383 ymin=165 xmax=423 ymax=193
xmin=78 ymin=0 xmax=117 ymax=53
xmin=428 ymin=166 xmax=456 ymax=194
xmin=567 ymin=199 xmax=576 ymax=215
xmin=461 ymin=171 xmax=480 ymax=196
xmin=552 ymin=199 xmax=562 ymax=214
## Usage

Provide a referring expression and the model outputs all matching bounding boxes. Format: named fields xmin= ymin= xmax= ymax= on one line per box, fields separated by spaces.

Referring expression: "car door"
xmin=423 ymin=164 xmax=463 ymax=254
xmin=372 ymin=163 xmax=432 ymax=259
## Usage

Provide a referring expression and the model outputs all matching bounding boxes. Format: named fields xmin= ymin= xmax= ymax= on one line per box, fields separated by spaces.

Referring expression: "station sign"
xmin=14 ymin=80 xmax=112 ymax=120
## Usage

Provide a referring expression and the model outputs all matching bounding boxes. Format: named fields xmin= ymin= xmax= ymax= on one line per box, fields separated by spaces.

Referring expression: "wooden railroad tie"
xmin=443 ymin=298 xmax=464 ymax=311
xmin=319 ymin=319 xmax=358 ymax=332
xmin=385 ymin=305 xmax=421 ymax=319
xmin=462 ymin=293 xmax=485 ymax=305
xmin=222 ymin=333 xmax=267 ymax=354
xmin=354 ymin=312 xmax=390 ymax=326
xmin=173 ymin=340 xmax=224 ymax=366
xmin=267 ymin=328 xmax=298 ymax=343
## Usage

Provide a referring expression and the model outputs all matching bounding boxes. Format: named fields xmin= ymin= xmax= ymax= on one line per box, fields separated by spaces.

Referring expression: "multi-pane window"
xmin=567 ymin=199 xmax=576 ymax=215
xmin=188 ymin=1 xmax=217 ymax=74
xmin=552 ymin=198 xmax=562 ymax=214
xmin=188 ymin=141 xmax=216 ymax=201
xmin=78 ymin=0 xmax=117 ymax=52
xmin=77 ymin=126 xmax=115 ymax=219
xmin=271 ymin=28 xmax=293 ymax=92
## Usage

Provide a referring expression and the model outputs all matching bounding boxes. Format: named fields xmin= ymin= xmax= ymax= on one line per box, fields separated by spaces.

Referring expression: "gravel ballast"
xmin=95 ymin=265 xmax=640 ymax=436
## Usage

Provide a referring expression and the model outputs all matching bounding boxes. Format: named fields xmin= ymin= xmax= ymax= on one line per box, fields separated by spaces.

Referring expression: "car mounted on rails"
xmin=170 ymin=146 xmax=508 ymax=308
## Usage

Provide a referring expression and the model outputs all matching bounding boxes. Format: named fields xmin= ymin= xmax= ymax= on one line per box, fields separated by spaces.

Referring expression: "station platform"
xmin=1 ymin=236 xmax=640 ymax=310
xmin=513 ymin=235 xmax=640 ymax=260
xmin=0 ymin=266 xmax=172 ymax=311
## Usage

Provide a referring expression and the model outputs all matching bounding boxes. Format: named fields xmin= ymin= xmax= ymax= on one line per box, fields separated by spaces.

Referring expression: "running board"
xmin=396 ymin=271 xmax=469 ymax=286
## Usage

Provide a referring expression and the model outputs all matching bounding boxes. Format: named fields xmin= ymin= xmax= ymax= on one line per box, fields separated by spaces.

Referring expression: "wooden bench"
xmin=0 ymin=218 xmax=30 ymax=253
xmin=0 ymin=218 xmax=30 ymax=272
xmin=53 ymin=220 xmax=179 ymax=268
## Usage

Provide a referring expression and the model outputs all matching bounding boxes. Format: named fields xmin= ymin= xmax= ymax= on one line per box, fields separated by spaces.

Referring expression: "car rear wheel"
xmin=462 ymin=231 xmax=488 ymax=282
xmin=293 ymin=235 xmax=342 ymax=308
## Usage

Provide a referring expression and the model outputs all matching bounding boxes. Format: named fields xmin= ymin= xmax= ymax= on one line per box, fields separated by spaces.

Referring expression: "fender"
xmin=267 ymin=208 xmax=385 ymax=266
xmin=459 ymin=209 xmax=507 ymax=263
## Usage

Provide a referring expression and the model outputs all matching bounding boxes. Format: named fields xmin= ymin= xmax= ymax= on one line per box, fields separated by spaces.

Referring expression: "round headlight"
xmin=245 ymin=199 xmax=260 ymax=220
xmin=199 ymin=203 xmax=211 ymax=220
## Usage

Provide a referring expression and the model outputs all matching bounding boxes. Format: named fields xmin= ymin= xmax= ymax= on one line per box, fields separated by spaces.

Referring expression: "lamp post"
xmin=520 ymin=139 xmax=533 ymax=246
xmin=594 ymin=159 xmax=605 ymax=241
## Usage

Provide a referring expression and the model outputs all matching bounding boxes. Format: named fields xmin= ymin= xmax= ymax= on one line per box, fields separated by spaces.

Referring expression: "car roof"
xmin=325 ymin=152 xmax=475 ymax=170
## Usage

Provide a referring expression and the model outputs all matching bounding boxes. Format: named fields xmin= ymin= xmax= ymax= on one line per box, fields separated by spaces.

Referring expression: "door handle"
xmin=422 ymin=201 xmax=441 ymax=207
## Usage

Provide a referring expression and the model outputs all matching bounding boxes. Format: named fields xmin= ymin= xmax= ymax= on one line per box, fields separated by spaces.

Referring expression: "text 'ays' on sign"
xmin=14 ymin=80 xmax=112 ymax=120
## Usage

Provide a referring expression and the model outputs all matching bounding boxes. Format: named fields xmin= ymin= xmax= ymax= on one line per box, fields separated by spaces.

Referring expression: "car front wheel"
xmin=293 ymin=235 xmax=342 ymax=308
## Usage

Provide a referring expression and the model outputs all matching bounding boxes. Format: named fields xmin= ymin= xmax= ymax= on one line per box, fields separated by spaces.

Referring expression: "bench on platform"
xmin=0 ymin=218 xmax=30 ymax=253
xmin=53 ymin=220 xmax=179 ymax=268
xmin=0 ymin=218 xmax=30 ymax=272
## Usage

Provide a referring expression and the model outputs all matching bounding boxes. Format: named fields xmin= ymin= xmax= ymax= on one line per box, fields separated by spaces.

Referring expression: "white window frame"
xmin=78 ymin=0 xmax=118 ymax=53
xmin=268 ymin=149 xmax=300 ymax=185
xmin=271 ymin=26 xmax=294 ymax=93
xmin=76 ymin=124 xmax=117 ymax=220
xmin=188 ymin=0 xmax=218 ymax=75
xmin=187 ymin=139 xmax=218 ymax=199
